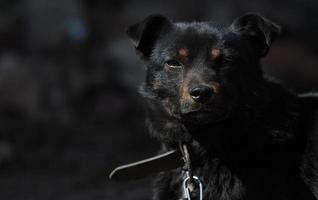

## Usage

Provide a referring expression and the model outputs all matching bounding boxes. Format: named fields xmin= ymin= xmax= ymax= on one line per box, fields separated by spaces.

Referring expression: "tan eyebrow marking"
xmin=178 ymin=48 xmax=189 ymax=59
xmin=211 ymin=48 xmax=221 ymax=59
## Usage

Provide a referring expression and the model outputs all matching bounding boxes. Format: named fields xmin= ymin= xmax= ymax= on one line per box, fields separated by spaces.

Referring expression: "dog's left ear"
xmin=127 ymin=14 xmax=172 ymax=59
xmin=230 ymin=13 xmax=281 ymax=57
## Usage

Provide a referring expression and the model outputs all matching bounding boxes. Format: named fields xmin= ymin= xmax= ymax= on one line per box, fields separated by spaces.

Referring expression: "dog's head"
xmin=127 ymin=13 xmax=280 ymax=125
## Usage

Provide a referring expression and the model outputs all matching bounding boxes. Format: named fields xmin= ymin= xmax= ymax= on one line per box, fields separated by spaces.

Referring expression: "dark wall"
xmin=0 ymin=0 xmax=317 ymax=199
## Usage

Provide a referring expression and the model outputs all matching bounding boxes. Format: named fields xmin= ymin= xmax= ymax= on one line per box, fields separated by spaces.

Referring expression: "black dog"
xmin=127 ymin=13 xmax=318 ymax=200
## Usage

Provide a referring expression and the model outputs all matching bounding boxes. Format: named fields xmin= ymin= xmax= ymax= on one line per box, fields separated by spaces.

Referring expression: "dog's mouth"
xmin=179 ymin=101 xmax=230 ymax=124
xmin=179 ymin=100 xmax=202 ymax=114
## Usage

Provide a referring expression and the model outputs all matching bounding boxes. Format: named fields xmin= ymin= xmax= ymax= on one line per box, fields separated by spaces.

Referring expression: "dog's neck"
xmin=173 ymin=137 xmax=314 ymax=200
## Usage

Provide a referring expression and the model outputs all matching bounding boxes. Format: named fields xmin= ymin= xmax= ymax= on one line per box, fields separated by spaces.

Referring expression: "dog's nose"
xmin=189 ymin=85 xmax=214 ymax=102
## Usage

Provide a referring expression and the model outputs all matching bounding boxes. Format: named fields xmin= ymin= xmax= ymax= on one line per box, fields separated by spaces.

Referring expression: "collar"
xmin=109 ymin=143 xmax=204 ymax=200
xmin=109 ymin=142 xmax=191 ymax=181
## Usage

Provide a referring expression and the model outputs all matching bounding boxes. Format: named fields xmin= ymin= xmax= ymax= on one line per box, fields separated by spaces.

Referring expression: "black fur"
xmin=127 ymin=13 xmax=318 ymax=200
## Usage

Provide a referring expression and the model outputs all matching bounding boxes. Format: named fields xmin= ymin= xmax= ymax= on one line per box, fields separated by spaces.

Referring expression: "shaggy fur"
xmin=127 ymin=13 xmax=318 ymax=200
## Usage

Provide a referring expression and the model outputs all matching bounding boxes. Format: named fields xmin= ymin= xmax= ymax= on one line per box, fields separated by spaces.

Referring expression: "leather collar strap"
xmin=109 ymin=149 xmax=185 ymax=181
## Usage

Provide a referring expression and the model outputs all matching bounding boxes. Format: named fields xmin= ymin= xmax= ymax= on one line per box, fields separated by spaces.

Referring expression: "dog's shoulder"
xmin=298 ymin=93 xmax=318 ymax=133
xmin=299 ymin=93 xmax=318 ymax=110
xmin=297 ymin=93 xmax=318 ymax=198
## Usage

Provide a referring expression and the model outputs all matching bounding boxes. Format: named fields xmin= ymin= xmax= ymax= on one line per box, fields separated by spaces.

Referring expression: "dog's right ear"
xmin=230 ymin=13 xmax=281 ymax=57
xmin=126 ymin=14 xmax=172 ymax=59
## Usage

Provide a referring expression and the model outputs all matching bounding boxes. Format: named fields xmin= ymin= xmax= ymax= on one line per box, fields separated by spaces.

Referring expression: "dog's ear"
xmin=127 ymin=14 xmax=172 ymax=59
xmin=230 ymin=13 xmax=281 ymax=57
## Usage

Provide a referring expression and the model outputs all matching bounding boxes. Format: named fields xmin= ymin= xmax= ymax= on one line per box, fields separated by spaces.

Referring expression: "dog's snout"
xmin=189 ymin=85 xmax=214 ymax=102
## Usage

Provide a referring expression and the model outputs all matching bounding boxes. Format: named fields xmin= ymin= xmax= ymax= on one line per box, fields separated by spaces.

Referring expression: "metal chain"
xmin=179 ymin=142 xmax=203 ymax=200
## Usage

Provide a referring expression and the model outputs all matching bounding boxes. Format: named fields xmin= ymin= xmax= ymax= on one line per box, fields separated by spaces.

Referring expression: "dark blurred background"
xmin=0 ymin=0 xmax=318 ymax=199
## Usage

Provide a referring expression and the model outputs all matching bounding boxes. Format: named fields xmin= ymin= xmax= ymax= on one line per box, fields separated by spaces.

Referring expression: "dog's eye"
xmin=165 ymin=60 xmax=182 ymax=69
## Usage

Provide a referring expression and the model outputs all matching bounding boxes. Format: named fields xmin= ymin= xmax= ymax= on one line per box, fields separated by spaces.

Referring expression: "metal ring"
xmin=182 ymin=175 xmax=203 ymax=200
